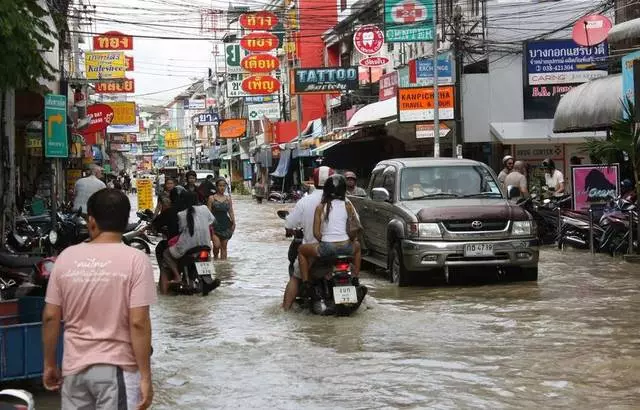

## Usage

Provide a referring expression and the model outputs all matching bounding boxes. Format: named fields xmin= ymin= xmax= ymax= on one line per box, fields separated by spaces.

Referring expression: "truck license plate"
xmin=332 ymin=286 xmax=358 ymax=304
xmin=195 ymin=262 xmax=214 ymax=276
xmin=464 ymin=243 xmax=494 ymax=257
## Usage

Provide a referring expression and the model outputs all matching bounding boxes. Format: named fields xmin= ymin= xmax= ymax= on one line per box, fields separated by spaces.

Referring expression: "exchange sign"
xmin=384 ymin=0 xmax=434 ymax=42
xmin=85 ymin=52 xmax=126 ymax=80
xmin=292 ymin=67 xmax=359 ymax=94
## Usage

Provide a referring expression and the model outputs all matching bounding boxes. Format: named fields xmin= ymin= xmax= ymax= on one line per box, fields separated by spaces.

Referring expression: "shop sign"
xmin=416 ymin=123 xmax=450 ymax=139
xmin=353 ymin=25 xmax=385 ymax=55
xmin=95 ymin=79 xmax=135 ymax=94
xmin=523 ymin=83 xmax=579 ymax=120
xmin=524 ymin=39 xmax=608 ymax=86
xmin=622 ymin=51 xmax=640 ymax=118
xmin=26 ymin=135 xmax=42 ymax=149
xmin=292 ymin=67 xmax=359 ymax=94
xmin=360 ymin=56 xmax=390 ymax=67
xmin=82 ymin=104 xmax=115 ymax=134
xmin=225 ymin=43 xmax=251 ymax=74
xmin=514 ymin=144 xmax=563 ymax=161
xmin=241 ymin=54 xmax=280 ymax=73
xmin=184 ymin=99 xmax=206 ymax=110
xmin=409 ymin=51 xmax=453 ymax=84
xmin=84 ymin=52 xmax=126 ymax=80
xmin=571 ymin=164 xmax=619 ymax=211
xmin=219 ymin=119 xmax=247 ymax=139
xmin=93 ymin=31 xmax=133 ymax=50
xmin=397 ymin=85 xmax=454 ymax=122
xmin=241 ymin=75 xmax=281 ymax=95
xmin=247 ymin=102 xmax=280 ymax=121
xmin=240 ymin=32 xmax=280 ymax=53
xmin=125 ymin=56 xmax=134 ymax=71
xmin=384 ymin=0 xmax=435 ymax=42
xmin=194 ymin=112 xmax=220 ymax=126
xmin=137 ymin=178 xmax=154 ymax=211
xmin=105 ymin=101 xmax=136 ymax=125
xmin=111 ymin=143 xmax=130 ymax=152
xmin=239 ymin=11 xmax=278 ymax=31
xmin=379 ymin=71 xmax=398 ymax=101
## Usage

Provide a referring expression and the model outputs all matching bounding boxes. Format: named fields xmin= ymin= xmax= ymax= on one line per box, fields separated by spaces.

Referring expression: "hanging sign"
xmin=397 ymin=85 xmax=455 ymax=122
xmin=84 ymin=52 xmax=126 ymax=80
xmin=416 ymin=123 xmax=451 ymax=139
xmin=219 ymin=119 xmax=247 ymax=139
xmin=241 ymin=75 xmax=281 ymax=95
xmin=241 ymin=54 xmax=280 ymax=73
xmin=239 ymin=11 xmax=279 ymax=31
xmin=360 ymin=56 xmax=390 ymax=67
xmin=291 ymin=67 xmax=359 ymax=94
xmin=136 ymin=178 xmax=154 ymax=211
xmin=240 ymin=32 xmax=280 ymax=53
xmin=93 ymin=31 xmax=133 ymax=50
xmin=81 ymin=104 xmax=114 ymax=134
xmin=94 ymin=79 xmax=135 ymax=94
xmin=125 ymin=56 xmax=134 ymax=71
xmin=105 ymin=101 xmax=136 ymax=125
xmin=353 ymin=25 xmax=385 ymax=55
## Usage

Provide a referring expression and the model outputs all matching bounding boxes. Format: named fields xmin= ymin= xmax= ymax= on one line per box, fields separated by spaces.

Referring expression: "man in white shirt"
xmin=542 ymin=158 xmax=565 ymax=197
xmin=504 ymin=161 xmax=528 ymax=199
xmin=73 ymin=165 xmax=106 ymax=215
xmin=282 ymin=166 xmax=334 ymax=310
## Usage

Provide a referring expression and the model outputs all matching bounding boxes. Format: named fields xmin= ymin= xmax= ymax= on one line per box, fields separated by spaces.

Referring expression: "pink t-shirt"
xmin=45 ymin=242 xmax=157 ymax=376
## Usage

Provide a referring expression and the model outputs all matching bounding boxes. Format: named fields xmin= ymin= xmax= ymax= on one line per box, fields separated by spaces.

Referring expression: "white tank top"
xmin=320 ymin=200 xmax=350 ymax=242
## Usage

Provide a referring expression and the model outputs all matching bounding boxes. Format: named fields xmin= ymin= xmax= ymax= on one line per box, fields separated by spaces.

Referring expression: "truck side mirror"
xmin=371 ymin=187 xmax=390 ymax=202
xmin=506 ymin=185 xmax=520 ymax=199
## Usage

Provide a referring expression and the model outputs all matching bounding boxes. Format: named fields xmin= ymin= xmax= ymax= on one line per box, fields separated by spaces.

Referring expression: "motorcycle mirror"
xmin=277 ymin=210 xmax=289 ymax=220
xmin=543 ymin=199 xmax=551 ymax=204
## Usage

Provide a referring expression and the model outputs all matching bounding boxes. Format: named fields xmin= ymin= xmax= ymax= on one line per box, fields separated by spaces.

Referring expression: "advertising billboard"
xmin=571 ymin=164 xmax=619 ymax=211
xmin=397 ymin=86 xmax=454 ymax=122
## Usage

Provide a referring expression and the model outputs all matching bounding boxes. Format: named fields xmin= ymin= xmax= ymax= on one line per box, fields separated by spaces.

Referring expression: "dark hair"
xmin=322 ymin=175 xmax=347 ymax=221
xmin=186 ymin=170 xmax=197 ymax=179
xmin=87 ymin=188 xmax=130 ymax=233
xmin=182 ymin=191 xmax=198 ymax=236
xmin=542 ymin=158 xmax=555 ymax=170
xmin=214 ymin=177 xmax=226 ymax=190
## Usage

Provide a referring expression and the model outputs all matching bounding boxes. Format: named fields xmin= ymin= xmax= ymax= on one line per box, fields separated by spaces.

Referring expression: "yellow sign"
xmin=165 ymin=139 xmax=179 ymax=149
xmin=165 ymin=130 xmax=180 ymax=141
xmin=26 ymin=136 xmax=42 ymax=149
xmin=66 ymin=169 xmax=82 ymax=193
xmin=106 ymin=101 xmax=136 ymax=125
xmin=85 ymin=51 xmax=126 ymax=80
xmin=136 ymin=179 xmax=154 ymax=211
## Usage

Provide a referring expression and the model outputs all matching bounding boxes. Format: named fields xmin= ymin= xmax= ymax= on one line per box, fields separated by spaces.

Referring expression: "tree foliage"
xmin=0 ymin=0 xmax=57 ymax=91
xmin=583 ymin=100 xmax=640 ymax=188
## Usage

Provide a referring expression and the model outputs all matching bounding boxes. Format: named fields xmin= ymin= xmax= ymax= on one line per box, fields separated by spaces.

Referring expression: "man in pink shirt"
xmin=42 ymin=188 xmax=157 ymax=410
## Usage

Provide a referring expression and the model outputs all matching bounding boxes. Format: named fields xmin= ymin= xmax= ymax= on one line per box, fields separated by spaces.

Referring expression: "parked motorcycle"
xmin=122 ymin=209 xmax=155 ymax=254
xmin=277 ymin=210 xmax=367 ymax=316
xmin=598 ymin=197 xmax=638 ymax=255
xmin=0 ymin=252 xmax=54 ymax=299
xmin=168 ymin=246 xmax=220 ymax=296
xmin=269 ymin=189 xmax=303 ymax=204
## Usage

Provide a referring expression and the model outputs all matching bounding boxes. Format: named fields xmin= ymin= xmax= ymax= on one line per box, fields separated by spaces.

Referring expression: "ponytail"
xmin=187 ymin=206 xmax=195 ymax=236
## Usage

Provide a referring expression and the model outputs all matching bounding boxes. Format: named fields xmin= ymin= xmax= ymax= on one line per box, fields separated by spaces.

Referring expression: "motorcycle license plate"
xmin=332 ymin=285 xmax=358 ymax=304
xmin=195 ymin=262 xmax=214 ymax=276
xmin=464 ymin=243 xmax=494 ymax=257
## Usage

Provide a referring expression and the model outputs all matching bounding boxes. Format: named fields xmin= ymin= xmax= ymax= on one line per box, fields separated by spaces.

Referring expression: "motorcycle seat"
xmin=0 ymin=252 xmax=43 ymax=268
xmin=178 ymin=246 xmax=212 ymax=267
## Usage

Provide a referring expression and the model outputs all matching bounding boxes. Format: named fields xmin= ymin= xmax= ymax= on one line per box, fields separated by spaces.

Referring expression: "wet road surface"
xmin=32 ymin=197 xmax=640 ymax=408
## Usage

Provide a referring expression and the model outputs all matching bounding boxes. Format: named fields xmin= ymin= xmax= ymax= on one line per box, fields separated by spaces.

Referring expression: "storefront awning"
xmin=491 ymin=120 xmax=606 ymax=144
xmin=310 ymin=140 xmax=341 ymax=156
xmin=270 ymin=148 xmax=291 ymax=178
xmin=348 ymin=97 xmax=397 ymax=127
xmin=553 ymin=74 xmax=623 ymax=133
xmin=607 ymin=18 xmax=640 ymax=44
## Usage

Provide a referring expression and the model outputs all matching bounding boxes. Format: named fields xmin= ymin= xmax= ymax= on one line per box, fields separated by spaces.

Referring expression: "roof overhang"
xmin=348 ymin=97 xmax=397 ymax=127
xmin=491 ymin=120 xmax=606 ymax=144
xmin=553 ymin=74 xmax=623 ymax=133
xmin=608 ymin=17 xmax=640 ymax=45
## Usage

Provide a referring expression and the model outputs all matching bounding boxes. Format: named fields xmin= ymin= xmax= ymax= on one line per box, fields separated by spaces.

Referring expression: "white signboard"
xmin=226 ymin=80 xmax=278 ymax=98
xmin=416 ymin=123 xmax=451 ymax=139
xmin=188 ymin=99 xmax=206 ymax=110
xmin=514 ymin=144 xmax=564 ymax=161
xmin=247 ymin=102 xmax=281 ymax=121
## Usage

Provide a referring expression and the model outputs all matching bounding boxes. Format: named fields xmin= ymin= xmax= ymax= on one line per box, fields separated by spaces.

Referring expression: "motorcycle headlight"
xmin=512 ymin=221 xmax=533 ymax=237
xmin=49 ymin=230 xmax=58 ymax=245
xmin=408 ymin=223 xmax=442 ymax=239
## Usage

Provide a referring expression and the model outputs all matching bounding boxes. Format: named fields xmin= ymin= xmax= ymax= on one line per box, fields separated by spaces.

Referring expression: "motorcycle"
xmin=122 ymin=209 xmax=155 ymax=254
xmin=598 ymin=197 xmax=638 ymax=255
xmin=0 ymin=389 xmax=34 ymax=410
xmin=517 ymin=193 xmax=569 ymax=245
xmin=168 ymin=246 xmax=220 ymax=296
xmin=0 ymin=252 xmax=54 ymax=299
xmin=277 ymin=210 xmax=367 ymax=316
xmin=269 ymin=189 xmax=303 ymax=204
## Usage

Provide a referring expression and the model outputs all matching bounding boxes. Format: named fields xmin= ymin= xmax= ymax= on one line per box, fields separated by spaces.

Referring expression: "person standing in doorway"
xmin=73 ymin=164 xmax=106 ymax=216
xmin=42 ymin=189 xmax=157 ymax=410
xmin=208 ymin=177 xmax=235 ymax=260
xmin=497 ymin=155 xmax=514 ymax=190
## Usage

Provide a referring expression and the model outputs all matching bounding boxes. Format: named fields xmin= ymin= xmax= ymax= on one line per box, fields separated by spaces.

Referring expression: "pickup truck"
xmin=349 ymin=158 xmax=539 ymax=286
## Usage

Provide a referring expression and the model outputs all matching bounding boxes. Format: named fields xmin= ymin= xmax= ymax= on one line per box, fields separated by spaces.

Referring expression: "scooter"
xmin=277 ymin=210 xmax=367 ymax=316
xmin=169 ymin=246 xmax=220 ymax=296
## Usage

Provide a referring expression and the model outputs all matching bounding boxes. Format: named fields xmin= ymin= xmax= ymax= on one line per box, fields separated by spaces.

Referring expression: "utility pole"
xmin=453 ymin=4 xmax=463 ymax=154
xmin=432 ymin=0 xmax=440 ymax=158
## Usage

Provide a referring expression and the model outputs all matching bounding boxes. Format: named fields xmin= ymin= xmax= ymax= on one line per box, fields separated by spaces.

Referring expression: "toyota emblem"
xmin=471 ymin=220 xmax=483 ymax=229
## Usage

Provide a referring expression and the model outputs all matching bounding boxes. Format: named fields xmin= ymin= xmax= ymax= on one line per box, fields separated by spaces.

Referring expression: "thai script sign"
xmin=242 ymin=75 xmax=281 ymax=95
xmin=523 ymin=83 xmax=579 ymax=120
xmin=379 ymin=71 xmax=398 ymax=101
xmin=95 ymin=79 xmax=135 ymax=94
xmin=105 ymin=101 xmax=136 ymax=125
xmin=239 ymin=11 xmax=278 ymax=31
xmin=360 ymin=56 xmax=390 ymax=67
xmin=93 ymin=31 xmax=133 ymax=50
xmin=397 ymin=85 xmax=454 ymax=122
xmin=292 ymin=67 xmax=359 ymax=94
xmin=524 ymin=39 xmax=608 ymax=85
xmin=240 ymin=32 xmax=280 ymax=53
xmin=571 ymin=164 xmax=619 ymax=211
xmin=241 ymin=54 xmax=280 ymax=73
xmin=384 ymin=0 xmax=434 ymax=42
xmin=125 ymin=56 xmax=134 ymax=71
xmin=225 ymin=43 xmax=251 ymax=74
xmin=219 ymin=119 xmax=247 ymax=139
xmin=85 ymin=52 xmax=126 ymax=80
xmin=194 ymin=112 xmax=220 ymax=126
xmin=248 ymin=102 xmax=281 ymax=121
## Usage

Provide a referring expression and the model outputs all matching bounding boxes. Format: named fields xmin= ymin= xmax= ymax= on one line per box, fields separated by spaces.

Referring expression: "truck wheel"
xmin=389 ymin=244 xmax=411 ymax=287
xmin=520 ymin=267 xmax=538 ymax=281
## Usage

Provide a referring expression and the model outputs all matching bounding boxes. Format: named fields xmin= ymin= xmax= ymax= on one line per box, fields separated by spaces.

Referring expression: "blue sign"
xmin=524 ymin=39 xmax=608 ymax=85
xmin=622 ymin=51 xmax=640 ymax=117
xmin=194 ymin=112 xmax=220 ymax=126
xmin=414 ymin=52 xmax=453 ymax=80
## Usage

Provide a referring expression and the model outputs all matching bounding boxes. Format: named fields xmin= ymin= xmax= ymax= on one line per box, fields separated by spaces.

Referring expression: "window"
xmin=382 ymin=166 xmax=396 ymax=199
xmin=400 ymin=166 xmax=501 ymax=200
xmin=370 ymin=168 xmax=385 ymax=191
xmin=340 ymin=0 xmax=347 ymax=12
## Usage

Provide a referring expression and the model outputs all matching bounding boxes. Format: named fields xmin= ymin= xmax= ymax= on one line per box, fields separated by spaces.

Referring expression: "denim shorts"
xmin=318 ymin=241 xmax=353 ymax=259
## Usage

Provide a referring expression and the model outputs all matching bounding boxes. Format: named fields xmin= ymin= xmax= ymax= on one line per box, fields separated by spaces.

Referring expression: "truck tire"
xmin=389 ymin=244 xmax=411 ymax=287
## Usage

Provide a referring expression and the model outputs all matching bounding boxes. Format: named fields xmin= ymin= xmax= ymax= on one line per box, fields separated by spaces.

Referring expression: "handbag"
xmin=345 ymin=199 xmax=363 ymax=241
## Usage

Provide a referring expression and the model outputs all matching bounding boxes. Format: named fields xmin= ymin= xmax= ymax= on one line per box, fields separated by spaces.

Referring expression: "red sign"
xmin=379 ymin=71 xmax=398 ymax=101
xmin=572 ymin=14 xmax=612 ymax=47
xmin=95 ymin=79 xmax=135 ymax=94
xmin=360 ymin=56 xmax=390 ymax=67
xmin=93 ymin=31 xmax=133 ymax=50
xmin=241 ymin=53 xmax=280 ymax=73
xmin=239 ymin=11 xmax=279 ymax=31
xmin=125 ymin=56 xmax=134 ymax=71
xmin=81 ymin=104 xmax=114 ymax=134
xmin=240 ymin=32 xmax=280 ymax=53
xmin=353 ymin=25 xmax=385 ymax=55
xmin=241 ymin=75 xmax=281 ymax=95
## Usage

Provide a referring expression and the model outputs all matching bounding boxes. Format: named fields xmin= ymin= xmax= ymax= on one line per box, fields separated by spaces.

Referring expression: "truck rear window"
xmin=400 ymin=166 xmax=501 ymax=200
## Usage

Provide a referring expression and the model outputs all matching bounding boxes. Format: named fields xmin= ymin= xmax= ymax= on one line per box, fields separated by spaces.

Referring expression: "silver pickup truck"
xmin=349 ymin=158 xmax=539 ymax=286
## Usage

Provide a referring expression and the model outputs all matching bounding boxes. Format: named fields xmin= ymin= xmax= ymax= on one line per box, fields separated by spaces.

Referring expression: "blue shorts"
xmin=318 ymin=241 xmax=353 ymax=259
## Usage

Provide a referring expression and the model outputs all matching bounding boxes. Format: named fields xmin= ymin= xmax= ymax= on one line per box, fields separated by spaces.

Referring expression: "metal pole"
xmin=453 ymin=5 xmax=463 ymax=154
xmin=589 ymin=207 xmax=594 ymax=255
xmin=629 ymin=211 xmax=634 ymax=255
xmin=432 ymin=1 xmax=439 ymax=158
xmin=557 ymin=206 xmax=562 ymax=247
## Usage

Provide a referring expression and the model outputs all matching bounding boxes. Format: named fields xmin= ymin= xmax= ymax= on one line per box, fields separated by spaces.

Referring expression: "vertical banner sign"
xmin=44 ymin=94 xmax=68 ymax=158
xmin=571 ymin=165 xmax=619 ymax=211
xmin=136 ymin=178 xmax=154 ymax=211
xmin=384 ymin=0 xmax=434 ymax=42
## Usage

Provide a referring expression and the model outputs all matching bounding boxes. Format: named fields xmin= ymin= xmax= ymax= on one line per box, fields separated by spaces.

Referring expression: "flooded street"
xmin=36 ymin=197 xmax=640 ymax=408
